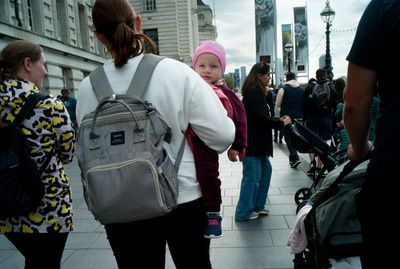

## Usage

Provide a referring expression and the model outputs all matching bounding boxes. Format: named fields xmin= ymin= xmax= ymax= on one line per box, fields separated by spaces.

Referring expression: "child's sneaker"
xmin=204 ymin=212 xmax=222 ymax=239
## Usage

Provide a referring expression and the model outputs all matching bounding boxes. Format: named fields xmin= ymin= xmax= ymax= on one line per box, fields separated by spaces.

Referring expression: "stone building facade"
xmin=196 ymin=0 xmax=217 ymax=41
xmin=0 ymin=0 xmax=216 ymax=97
xmin=132 ymin=0 xmax=216 ymax=65
xmin=0 ymin=0 xmax=105 ymax=97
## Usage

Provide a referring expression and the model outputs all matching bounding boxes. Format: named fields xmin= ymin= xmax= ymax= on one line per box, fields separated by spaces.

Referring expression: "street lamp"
xmin=320 ymin=0 xmax=335 ymax=80
xmin=284 ymin=43 xmax=293 ymax=73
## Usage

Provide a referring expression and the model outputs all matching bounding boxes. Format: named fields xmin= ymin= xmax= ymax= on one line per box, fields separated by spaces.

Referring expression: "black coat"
xmin=242 ymin=87 xmax=282 ymax=157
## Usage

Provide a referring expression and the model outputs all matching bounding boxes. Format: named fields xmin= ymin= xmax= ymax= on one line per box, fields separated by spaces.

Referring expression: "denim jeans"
xmin=235 ymin=156 xmax=272 ymax=220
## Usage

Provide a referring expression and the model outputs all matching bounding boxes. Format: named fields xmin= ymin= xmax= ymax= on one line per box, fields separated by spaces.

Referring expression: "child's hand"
xmin=227 ymin=149 xmax=239 ymax=162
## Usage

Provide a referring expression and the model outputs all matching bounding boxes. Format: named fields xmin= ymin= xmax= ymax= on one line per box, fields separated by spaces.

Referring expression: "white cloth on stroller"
xmin=287 ymin=204 xmax=312 ymax=254
xmin=328 ymin=256 xmax=361 ymax=269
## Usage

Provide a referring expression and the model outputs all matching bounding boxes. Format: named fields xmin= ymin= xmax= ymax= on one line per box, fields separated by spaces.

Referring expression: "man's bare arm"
xmin=343 ymin=62 xmax=376 ymax=160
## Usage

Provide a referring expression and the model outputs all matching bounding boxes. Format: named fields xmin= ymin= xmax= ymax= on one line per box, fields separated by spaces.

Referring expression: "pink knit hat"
xmin=192 ymin=40 xmax=226 ymax=73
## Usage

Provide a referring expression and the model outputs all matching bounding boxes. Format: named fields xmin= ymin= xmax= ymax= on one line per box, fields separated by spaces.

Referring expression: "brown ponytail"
xmin=93 ymin=0 xmax=157 ymax=68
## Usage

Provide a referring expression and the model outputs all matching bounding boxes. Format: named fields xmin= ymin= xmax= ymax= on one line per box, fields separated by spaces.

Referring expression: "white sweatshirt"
xmin=76 ymin=54 xmax=235 ymax=204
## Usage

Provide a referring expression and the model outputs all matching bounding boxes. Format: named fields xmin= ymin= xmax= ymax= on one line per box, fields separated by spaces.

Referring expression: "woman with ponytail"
xmin=76 ymin=0 xmax=235 ymax=268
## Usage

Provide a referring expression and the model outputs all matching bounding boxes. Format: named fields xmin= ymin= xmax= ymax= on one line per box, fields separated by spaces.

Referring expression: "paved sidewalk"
xmin=0 ymin=143 xmax=313 ymax=269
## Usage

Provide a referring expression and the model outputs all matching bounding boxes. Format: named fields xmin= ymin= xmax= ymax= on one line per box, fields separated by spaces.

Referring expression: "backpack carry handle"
xmin=89 ymin=96 xmax=144 ymax=141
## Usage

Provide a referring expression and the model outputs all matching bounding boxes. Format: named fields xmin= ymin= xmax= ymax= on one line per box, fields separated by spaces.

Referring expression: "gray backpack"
xmin=76 ymin=54 xmax=184 ymax=224
xmin=311 ymin=81 xmax=331 ymax=112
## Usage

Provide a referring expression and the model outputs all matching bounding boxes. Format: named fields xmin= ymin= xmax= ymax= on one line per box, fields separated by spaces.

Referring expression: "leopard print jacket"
xmin=0 ymin=79 xmax=75 ymax=233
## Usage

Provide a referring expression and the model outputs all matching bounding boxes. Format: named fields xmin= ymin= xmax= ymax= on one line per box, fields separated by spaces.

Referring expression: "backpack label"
xmin=111 ymin=131 xmax=125 ymax=145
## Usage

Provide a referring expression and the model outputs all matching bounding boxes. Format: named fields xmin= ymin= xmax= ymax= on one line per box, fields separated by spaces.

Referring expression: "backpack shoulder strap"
xmin=89 ymin=67 xmax=114 ymax=102
xmin=13 ymin=94 xmax=43 ymax=126
xmin=89 ymin=54 xmax=165 ymax=101
xmin=323 ymin=82 xmax=332 ymax=98
xmin=310 ymin=84 xmax=317 ymax=95
xmin=126 ymin=54 xmax=165 ymax=98
xmin=322 ymin=81 xmax=331 ymax=90
xmin=174 ymin=137 xmax=186 ymax=171
xmin=11 ymin=93 xmax=52 ymax=172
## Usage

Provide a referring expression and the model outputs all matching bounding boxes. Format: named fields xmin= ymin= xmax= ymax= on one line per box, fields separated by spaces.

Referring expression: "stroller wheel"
xmin=294 ymin=187 xmax=311 ymax=205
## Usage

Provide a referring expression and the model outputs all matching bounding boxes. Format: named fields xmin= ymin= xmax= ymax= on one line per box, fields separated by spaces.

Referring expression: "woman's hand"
xmin=280 ymin=115 xmax=292 ymax=126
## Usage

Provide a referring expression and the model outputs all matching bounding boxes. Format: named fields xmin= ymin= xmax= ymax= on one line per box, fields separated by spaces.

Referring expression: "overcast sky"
xmin=202 ymin=0 xmax=370 ymax=82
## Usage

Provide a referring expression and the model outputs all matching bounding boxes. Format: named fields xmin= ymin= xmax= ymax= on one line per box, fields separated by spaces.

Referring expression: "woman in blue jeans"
xmin=235 ymin=63 xmax=286 ymax=221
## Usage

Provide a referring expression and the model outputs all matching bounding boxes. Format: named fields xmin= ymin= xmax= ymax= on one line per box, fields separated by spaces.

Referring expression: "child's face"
xmin=193 ymin=53 xmax=223 ymax=84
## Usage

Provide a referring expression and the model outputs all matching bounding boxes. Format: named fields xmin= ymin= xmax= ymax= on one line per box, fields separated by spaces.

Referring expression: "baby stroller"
xmin=288 ymin=120 xmax=368 ymax=268
xmin=291 ymin=159 xmax=368 ymax=269
xmin=290 ymin=120 xmax=347 ymax=209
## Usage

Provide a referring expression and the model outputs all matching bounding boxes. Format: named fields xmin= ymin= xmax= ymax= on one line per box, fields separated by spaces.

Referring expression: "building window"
xmin=26 ymin=0 xmax=44 ymax=34
xmin=79 ymin=4 xmax=89 ymax=50
xmin=27 ymin=0 xmax=33 ymax=30
xmin=62 ymin=67 xmax=73 ymax=91
xmin=144 ymin=28 xmax=159 ymax=54
xmin=143 ymin=0 xmax=156 ymax=11
xmin=56 ymin=0 xmax=69 ymax=42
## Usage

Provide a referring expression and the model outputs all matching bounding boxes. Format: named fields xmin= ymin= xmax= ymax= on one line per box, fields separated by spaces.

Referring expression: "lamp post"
xmin=320 ymin=0 xmax=335 ymax=80
xmin=284 ymin=43 xmax=293 ymax=73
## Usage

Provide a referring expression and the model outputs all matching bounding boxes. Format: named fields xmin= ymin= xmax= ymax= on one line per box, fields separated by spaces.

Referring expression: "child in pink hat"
xmin=187 ymin=40 xmax=247 ymax=239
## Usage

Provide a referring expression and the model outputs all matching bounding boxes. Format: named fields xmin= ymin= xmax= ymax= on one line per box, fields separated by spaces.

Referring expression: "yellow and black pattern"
xmin=0 ymin=79 xmax=75 ymax=234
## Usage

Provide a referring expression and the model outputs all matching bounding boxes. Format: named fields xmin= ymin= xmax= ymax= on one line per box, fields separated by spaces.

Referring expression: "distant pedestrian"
xmin=368 ymin=93 xmax=380 ymax=144
xmin=235 ymin=62 xmax=286 ymax=221
xmin=333 ymin=77 xmax=350 ymax=152
xmin=275 ymin=72 xmax=303 ymax=168
xmin=302 ymin=69 xmax=337 ymax=176
xmin=344 ymin=1 xmax=399 ymax=267
xmin=273 ymin=87 xmax=284 ymax=144
xmin=191 ymin=40 xmax=248 ymax=238
xmin=336 ymin=78 xmax=380 ymax=152
xmin=60 ymin=88 xmax=78 ymax=129
xmin=0 ymin=40 xmax=75 ymax=269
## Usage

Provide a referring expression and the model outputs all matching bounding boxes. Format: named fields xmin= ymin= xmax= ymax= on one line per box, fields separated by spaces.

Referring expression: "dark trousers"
xmin=105 ymin=198 xmax=212 ymax=269
xmin=283 ymin=124 xmax=299 ymax=160
xmin=356 ymin=168 xmax=394 ymax=269
xmin=274 ymin=125 xmax=283 ymax=142
xmin=191 ymin=136 xmax=221 ymax=212
xmin=5 ymin=232 xmax=68 ymax=269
